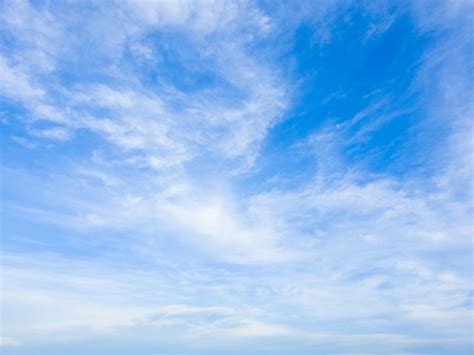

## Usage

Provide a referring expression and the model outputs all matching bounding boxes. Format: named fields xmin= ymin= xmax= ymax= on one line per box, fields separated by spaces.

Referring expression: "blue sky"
xmin=0 ymin=1 xmax=473 ymax=354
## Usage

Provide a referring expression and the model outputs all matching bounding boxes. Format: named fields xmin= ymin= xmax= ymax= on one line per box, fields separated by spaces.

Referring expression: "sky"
xmin=0 ymin=0 xmax=473 ymax=354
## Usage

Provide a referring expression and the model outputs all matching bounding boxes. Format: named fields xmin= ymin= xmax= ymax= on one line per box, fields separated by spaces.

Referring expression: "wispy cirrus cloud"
xmin=1 ymin=0 xmax=288 ymax=170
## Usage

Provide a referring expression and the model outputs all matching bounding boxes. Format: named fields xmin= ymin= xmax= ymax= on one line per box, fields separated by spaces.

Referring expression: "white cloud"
xmin=29 ymin=127 xmax=72 ymax=141
xmin=0 ymin=56 xmax=45 ymax=102
xmin=0 ymin=337 xmax=21 ymax=347
xmin=10 ymin=136 xmax=36 ymax=149
xmin=0 ymin=1 xmax=288 ymax=171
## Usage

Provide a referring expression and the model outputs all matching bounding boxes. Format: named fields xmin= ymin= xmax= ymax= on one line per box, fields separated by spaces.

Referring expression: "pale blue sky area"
xmin=0 ymin=1 xmax=473 ymax=354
